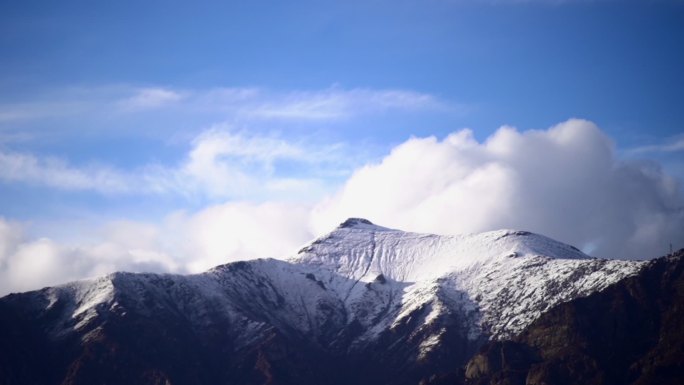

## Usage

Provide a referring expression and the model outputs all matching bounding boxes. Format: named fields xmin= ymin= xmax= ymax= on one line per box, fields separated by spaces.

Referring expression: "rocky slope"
xmin=0 ymin=219 xmax=646 ymax=385
xmin=452 ymin=250 xmax=684 ymax=385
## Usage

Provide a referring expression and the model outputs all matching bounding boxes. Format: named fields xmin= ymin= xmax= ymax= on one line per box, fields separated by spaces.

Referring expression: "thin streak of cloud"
xmin=0 ymin=151 xmax=132 ymax=194
xmin=628 ymin=136 xmax=684 ymax=154
xmin=245 ymin=88 xmax=451 ymax=120
xmin=0 ymin=85 xmax=462 ymax=126
xmin=119 ymin=88 xmax=184 ymax=110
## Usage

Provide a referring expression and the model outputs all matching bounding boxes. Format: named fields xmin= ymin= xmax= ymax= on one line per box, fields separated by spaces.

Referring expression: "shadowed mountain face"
xmin=448 ymin=250 xmax=684 ymax=385
xmin=0 ymin=264 xmax=482 ymax=385
xmin=0 ymin=219 xmax=668 ymax=385
xmin=0 ymin=267 xmax=480 ymax=385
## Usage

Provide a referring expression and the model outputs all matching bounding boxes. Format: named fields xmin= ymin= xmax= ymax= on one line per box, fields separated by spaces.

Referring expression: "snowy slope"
xmin=13 ymin=218 xmax=645 ymax=355
xmin=292 ymin=218 xmax=644 ymax=341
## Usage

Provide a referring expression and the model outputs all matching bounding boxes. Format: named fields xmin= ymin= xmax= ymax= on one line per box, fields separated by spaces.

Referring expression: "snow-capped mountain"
xmin=0 ymin=219 xmax=646 ymax=385
xmin=293 ymin=218 xmax=642 ymax=341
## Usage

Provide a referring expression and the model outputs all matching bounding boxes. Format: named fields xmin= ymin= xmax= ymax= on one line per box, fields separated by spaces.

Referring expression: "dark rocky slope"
xmin=0 ymin=270 xmax=480 ymax=385
xmin=454 ymin=250 xmax=684 ymax=385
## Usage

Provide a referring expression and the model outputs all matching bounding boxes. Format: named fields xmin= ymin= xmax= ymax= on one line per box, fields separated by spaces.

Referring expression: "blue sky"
xmin=0 ymin=0 xmax=683 ymax=294
xmin=3 ymin=0 xmax=683 ymax=141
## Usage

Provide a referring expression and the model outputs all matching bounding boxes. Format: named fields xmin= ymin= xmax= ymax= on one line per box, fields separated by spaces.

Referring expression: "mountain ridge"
xmin=0 ymin=218 xmax=648 ymax=385
xmin=434 ymin=250 xmax=684 ymax=385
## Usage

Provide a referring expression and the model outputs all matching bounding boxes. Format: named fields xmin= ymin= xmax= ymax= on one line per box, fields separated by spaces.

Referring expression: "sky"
xmin=0 ymin=0 xmax=683 ymax=294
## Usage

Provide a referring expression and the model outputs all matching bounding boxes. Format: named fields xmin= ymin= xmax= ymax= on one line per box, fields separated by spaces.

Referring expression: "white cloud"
xmin=0 ymin=128 xmax=344 ymax=200
xmin=629 ymin=136 xmax=684 ymax=154
xmin=165 ymin=201 xmax=312 ymax=273
xmin=0 ymin=85 xmax=455 ymax=129
xmin=171 ymin=127 xmax=345 ymax=198
xmin=0 ymin=217 xmax=179 ymax=295
xmin=0 ymin=151 xmax=132 ymax=193
xmin=188 ymin=128 xmax=306 ymax=166
xmin=0 ymin=218 xmax=22 ymax=265
xmin=0 ymin=201 xmax=313 ymax=295
xmin=119 ymin=87 xmax=184 ymax=109
xmin=246 ymin=88 xmax=449 ymax=120
xmin=1 ymin=119 xmax=682 ymax=296
xmin=311 ymin=119 xmax=684 ymax=260
xmin=1 ymin=84 xmax=435 ymax=201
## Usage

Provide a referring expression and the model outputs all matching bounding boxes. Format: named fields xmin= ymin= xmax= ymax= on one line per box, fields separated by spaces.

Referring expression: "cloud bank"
xmin=312 ymin=119 xmax=684 ymax=259
xmin=0 ymin=218 xmax=177 ymax=295
xmin=0 ymin=202 xmax=311 ymax=295
xmin=0 ymin=119 xmax=682 ymax=295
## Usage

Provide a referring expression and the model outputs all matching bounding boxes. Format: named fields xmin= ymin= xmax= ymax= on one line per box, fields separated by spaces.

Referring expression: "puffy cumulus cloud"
xmin=0 ymin=201 xmax=313 ymax=295
xmin=0 ymin=218 xmax=22 ymax=261
xmin=311 ymin=119 xmax=684 ymax=259
xmin=165 ymin=201 xmax=312 ymax=273
xmin=0 ymin=217 xmax=180 ymax=295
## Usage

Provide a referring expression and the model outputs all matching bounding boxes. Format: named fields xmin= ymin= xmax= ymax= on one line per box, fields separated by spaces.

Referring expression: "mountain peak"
xmin=338 ymin=217 xmax=375 ymax=228
xmin=296 ymin=222 xmax=595 ymax=285
xmin=334 ymin=217 xmax=395 ymax=232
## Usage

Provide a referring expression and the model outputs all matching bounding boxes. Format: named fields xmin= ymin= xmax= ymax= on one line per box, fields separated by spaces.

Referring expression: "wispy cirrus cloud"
xmin=0 ymin=127 xmax=348 ymax=200
xmin=119 ymin=87 xmax=184 ymax=110
xmin=0 ymin=151 xmax=132 ymax=194
xmin=0 ymin=84 xmax=445 ymax=199
xmin=628 ymin=136 xmax=684 ymax=154
xmin=126 ymin=86 xmax=453 ymax=120
xmin=244 ymin=88 xmax=451 ymax=120
xmin=167 ymin=127 xmax=344 ymax=199
xmin=0 ymin=85 xmax=458 ymax=127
